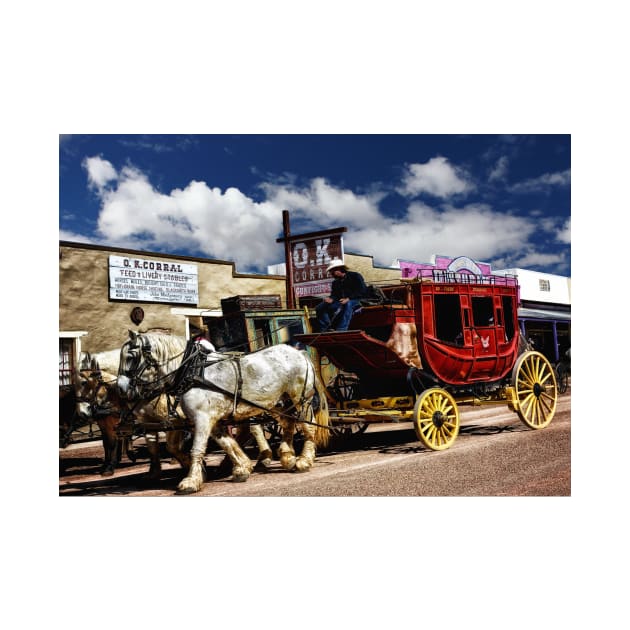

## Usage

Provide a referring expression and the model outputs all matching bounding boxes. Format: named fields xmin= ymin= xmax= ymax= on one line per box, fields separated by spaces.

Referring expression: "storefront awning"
xmin=518 ymin=307 xmax=571 ymax=322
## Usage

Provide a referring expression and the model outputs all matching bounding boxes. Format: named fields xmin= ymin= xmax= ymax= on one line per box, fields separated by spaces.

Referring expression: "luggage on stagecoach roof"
xmin=220 ymin=294 xmax=282 ymax=314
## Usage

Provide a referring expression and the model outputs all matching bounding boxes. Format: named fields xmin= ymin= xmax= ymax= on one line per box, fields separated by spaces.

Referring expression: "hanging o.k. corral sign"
xmin=289 ymin=229 xmax=345 ymax=298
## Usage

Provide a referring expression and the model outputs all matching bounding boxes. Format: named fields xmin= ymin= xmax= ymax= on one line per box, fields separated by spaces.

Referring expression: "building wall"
xmin=59 ymin=244 xmax=404 ymax=353
xmin=494 ymin=268 xmax=571 ymax=305
xmin=59 ymin=242 xmax=286 ymax=353
xmin=343 ymin=252 xmax=402 ymax=283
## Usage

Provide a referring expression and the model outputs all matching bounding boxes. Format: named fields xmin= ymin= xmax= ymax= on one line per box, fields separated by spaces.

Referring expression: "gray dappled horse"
xmin=118 ymin=331 xmax=330 ymax=494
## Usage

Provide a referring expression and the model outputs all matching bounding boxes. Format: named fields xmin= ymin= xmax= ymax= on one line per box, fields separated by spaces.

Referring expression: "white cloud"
xmin=347 ymin=202 xmax=536 ymax=268
xmin=59 ymin=229 xmax=96 ymax=244
xmin=82 ymin=156 xmax=118 ymax=190
xmin=556 ymin=217 xmax=571 ymax=244
xmin=513 ymin=250 xmax=567 ymax=269
xmin=261 ymin=177 xmax=384 ymax=227
xmin=399 ymin=156 xmax=474 ymax=198
xmin=78 ymin=156 xmax=568 ymax=275
xmin=509 ymin=169 xmax=571 ymax=193
xmin=488 ymin=156 xmax=509 ymax=182
xmin=89 ymin=159 xmax=283 ymax=271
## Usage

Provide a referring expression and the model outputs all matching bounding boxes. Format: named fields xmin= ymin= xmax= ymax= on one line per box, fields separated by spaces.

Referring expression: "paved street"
xmin=59 ymin=393 xmax=570 ymax=497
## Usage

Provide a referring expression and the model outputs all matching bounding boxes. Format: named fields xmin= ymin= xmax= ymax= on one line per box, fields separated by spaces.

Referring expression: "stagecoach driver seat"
xmin=316 ymin=259 xmax=367 ymax=332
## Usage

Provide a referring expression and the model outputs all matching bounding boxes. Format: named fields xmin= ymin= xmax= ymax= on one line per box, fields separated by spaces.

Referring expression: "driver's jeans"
xmin=316 ymin=298 xmax=360 ymax=331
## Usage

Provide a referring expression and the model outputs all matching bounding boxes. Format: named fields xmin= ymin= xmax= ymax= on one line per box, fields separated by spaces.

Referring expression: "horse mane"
xmin=142 ymin=333 xmax=188 ymax=372
xmin=80 ymin=349 xmax=121 ymax=374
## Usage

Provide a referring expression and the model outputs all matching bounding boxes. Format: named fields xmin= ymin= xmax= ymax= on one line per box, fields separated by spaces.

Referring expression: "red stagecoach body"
xmin=296 ymin=271 xmax=521 ymax=393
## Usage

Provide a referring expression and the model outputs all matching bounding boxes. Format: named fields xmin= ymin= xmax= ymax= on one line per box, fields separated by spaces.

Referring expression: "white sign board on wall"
xmin=108 ymin=255 xmax=199 ymax=305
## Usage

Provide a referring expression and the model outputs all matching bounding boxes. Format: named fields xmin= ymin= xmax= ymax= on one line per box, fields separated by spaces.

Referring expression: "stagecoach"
xmin=294 ymin=268 xmax=558 ymax=450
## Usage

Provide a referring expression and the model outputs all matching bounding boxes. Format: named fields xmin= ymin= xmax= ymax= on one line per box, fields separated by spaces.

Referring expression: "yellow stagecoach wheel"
xmin=413 ymin=388 xmax=460 ymax=451
xmin=511 ymin=351 xmax=557 ymax=429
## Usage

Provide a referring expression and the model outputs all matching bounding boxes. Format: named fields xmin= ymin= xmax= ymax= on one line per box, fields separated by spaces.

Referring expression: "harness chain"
xmin=126 ymin=338 xmax=329 ymax=432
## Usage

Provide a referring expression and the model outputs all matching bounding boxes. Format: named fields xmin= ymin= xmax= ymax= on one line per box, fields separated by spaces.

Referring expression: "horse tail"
xmin=311 ymin=366 xmax=330 ymax=449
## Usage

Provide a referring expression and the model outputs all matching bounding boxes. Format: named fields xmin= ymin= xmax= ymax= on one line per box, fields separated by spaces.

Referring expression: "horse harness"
xmin=125 ymin=337 xmax=322 ymax=433
xmin=75 ymin=370 xmax=120 ymax=420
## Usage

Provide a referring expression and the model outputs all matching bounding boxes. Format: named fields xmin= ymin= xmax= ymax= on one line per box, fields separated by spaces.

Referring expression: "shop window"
xmin=59 ymin=338 xmax=74 ymax=386
xmin=252 ymin=319 xmax=273 ymax=350
xmin=276 ymin=318 xmax=305 ymax=344
xmin=207 ymin=317 xmax=248 ymax=352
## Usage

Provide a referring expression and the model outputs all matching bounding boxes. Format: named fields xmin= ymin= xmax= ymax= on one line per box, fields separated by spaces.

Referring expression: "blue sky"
xmin=59 ymin=134 xmax=570 ymax=276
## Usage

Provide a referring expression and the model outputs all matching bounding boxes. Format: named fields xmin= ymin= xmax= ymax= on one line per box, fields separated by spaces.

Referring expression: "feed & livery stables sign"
xmin=109 ymin=255 xmax=199 ymax=305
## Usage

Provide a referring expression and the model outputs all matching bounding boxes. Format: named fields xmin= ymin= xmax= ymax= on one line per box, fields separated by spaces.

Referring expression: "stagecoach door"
xmin=468 ymin=295 xmax=497 ymax=355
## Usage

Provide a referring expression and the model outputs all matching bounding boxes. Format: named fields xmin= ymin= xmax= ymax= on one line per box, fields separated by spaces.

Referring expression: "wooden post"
xmin=282 ymin=210 xmax=295 ymax=309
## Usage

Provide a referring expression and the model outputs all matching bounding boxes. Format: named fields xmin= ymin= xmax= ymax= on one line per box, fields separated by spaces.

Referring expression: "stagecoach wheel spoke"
xmin=511 ymin=351 xmax=557 ymax=430
xmin=413 ymin=388 xmax=460 ymax=451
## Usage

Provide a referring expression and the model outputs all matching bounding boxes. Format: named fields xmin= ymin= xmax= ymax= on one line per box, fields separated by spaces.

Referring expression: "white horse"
xmin=117 ymin=331 xmax=330 ymax=494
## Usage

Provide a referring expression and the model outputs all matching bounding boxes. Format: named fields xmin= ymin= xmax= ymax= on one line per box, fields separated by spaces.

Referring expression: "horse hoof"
xmin=176 ymin=486 xmax=197 ymax=495
xmin=295 ymin=458 xmax=312 ymax=473
xmin=231 ymin=469 xmax=251 ymax=482
xmin=177 ymin=479 xmax=200 ymax=494
xmin=279 ymin=455 xmax=297 ymax=471
xmin=255 ymin=457 xmax=273 ymax=470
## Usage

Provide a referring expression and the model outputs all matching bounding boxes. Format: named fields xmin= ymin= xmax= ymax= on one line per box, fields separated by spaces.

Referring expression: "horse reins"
xmin=124 ymin=336 xmax=330 ymax=431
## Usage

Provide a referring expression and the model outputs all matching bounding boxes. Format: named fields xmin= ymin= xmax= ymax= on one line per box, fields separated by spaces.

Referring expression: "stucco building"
xmin=58 ymin=241 xmax=400 ymax=385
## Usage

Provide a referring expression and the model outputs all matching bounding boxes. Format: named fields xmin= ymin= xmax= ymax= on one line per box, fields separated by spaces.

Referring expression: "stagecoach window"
xmin=501 ymin=295 xmax=516 ymax=340
xmin=472 ymin=297 xmax=494 ymax=327
xmin=434 ymin=294 xmax=463 ymax=343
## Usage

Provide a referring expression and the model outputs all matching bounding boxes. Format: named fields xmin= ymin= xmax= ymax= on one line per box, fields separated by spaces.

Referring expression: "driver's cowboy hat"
xmin=326 ymin=259 xmax=347 ymax=274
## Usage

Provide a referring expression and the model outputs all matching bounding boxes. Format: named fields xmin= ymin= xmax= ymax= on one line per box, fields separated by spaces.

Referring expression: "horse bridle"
xmin=75 ymin=369 xmax=118 ymax=417
xmin=119 ymin=334 xmax=188 ymax=402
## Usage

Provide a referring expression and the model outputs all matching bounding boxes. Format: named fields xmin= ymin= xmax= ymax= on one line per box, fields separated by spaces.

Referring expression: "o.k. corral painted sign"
xmin=108 ymin=255 xmax=199 ymax=304
xmin=290 ymin=231 xmax=344 ymax=298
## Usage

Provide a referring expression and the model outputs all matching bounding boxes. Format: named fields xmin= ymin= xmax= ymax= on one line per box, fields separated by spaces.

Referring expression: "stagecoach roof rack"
xmin=395 ymin=269 xmax=518 ymax=286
